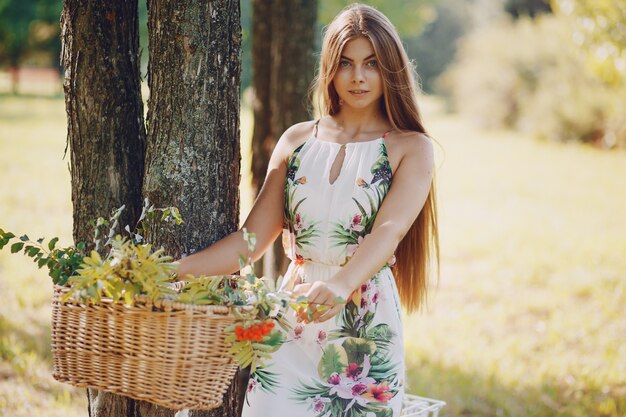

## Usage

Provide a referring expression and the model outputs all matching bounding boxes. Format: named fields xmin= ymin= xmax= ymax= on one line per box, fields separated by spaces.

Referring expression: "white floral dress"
xmin=241 ymin=120 xmax=405 ymax=417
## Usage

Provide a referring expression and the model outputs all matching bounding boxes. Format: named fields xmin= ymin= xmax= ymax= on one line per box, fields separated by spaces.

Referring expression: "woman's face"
xmin=332 ymin=37 xmax=383 ymax=111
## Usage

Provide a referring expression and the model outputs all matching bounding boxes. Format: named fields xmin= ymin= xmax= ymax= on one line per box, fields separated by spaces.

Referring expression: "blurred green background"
xmin=1 ymin=0 xmax=625 ymax=416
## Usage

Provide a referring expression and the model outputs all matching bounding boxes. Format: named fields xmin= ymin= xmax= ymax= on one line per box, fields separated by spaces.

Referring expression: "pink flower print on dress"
xmin=351 ymin=383 xmax=367 ymax=396
xmin=328 ymin=355 xmax=376 ymax=411
xmin=328 ymin=373 xmax=341 ymax=385
xmin=345 ymin=214 xmax=364 ymax=232
xmin=346 ymin=363 xmax=361 ymax=379
xmin=247 ymin=375 xmax=258 ymax=393
xmin=364 ymin=381 xmax=393 ymax=403
xmin=317 ymin=330 xmax=327 ymax=344
xmin=356 ymin=178 xmax=368 ymax=188
xmin=371 ymin=291 xmax=379 ymax=304
xmin=291 ymin=324 xmax=304 ymax=341
xmin=294 ymin=213 xmax=304 ymax=232
xmin=358 ymin=281 xmax=379 ymax=316
xmin=296 ymin=176 xmax=307 ymax=185
xmin=305 ymin=394 xmax=330 ymax=413
xmin=346 ymin=235 xmax=364 ymax=258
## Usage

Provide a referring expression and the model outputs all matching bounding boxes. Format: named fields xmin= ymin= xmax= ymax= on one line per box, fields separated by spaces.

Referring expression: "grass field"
xmin=0 ymin=92 xmax=624 ymax=417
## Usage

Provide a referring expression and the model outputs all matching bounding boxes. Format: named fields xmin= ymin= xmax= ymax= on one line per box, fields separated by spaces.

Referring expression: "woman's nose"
xmin=352 ymin=66 xmax=365 ymax=83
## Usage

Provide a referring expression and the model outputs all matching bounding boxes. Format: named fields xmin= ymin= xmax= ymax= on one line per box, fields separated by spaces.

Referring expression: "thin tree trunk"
xmin=60 ymin=0 xmax=146 ymax=415
xmin=251 ymin=0 xmax=317 ymax=278
xmin=250 ymin=0 xmax=272 ymax=197
xmin=250 ymin=0 xmax=272 ymax=278
xmin=142 ymin=1 xmax=246 ymax=416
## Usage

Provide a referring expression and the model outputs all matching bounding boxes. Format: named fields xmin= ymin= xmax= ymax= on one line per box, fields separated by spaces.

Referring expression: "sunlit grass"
xmin=1 ymin=93 xmax=625 ymax=416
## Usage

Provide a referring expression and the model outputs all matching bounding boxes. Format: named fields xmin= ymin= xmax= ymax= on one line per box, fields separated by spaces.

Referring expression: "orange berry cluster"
xmin=235 ymin=320 xmax=275 ymax=342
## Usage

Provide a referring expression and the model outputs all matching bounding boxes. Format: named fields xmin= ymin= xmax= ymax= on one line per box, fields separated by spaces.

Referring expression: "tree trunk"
xmin=250 ymin=0 xmax=272 ymax=197
xmin=60 ymin=0 xmax=146 ymax=415
xmin=142 ymin=1 xmax=246 ymax=417
xmin=61 ymin=0 xmax=146 ymax=246
xmin=250 ymin=0 xmax=272 ymax=278
xmin=251 ymin=0 xmax=317 ymax=278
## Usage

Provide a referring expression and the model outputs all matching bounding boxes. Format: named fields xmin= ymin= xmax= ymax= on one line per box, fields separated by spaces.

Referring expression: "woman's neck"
xmin=330 ymin=105 xmax=390 ymax=138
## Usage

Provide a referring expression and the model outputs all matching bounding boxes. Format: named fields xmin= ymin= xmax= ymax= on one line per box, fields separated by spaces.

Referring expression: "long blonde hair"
xmin=311 ymin=3 xmax=439 ymax=313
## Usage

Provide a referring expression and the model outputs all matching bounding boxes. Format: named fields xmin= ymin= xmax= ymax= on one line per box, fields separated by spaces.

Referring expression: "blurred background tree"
xmin=0 ymin=0 xmax=61 ymax=92
xmin=439 ymin=0 xmax=626 ymax=148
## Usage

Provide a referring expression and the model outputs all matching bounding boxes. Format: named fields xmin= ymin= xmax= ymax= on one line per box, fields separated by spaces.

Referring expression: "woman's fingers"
xmin=292 ymin=282 xmax=312 ymax=297
xmin=291 ymin=281 xmax=347 ymax=323
xmin=294 ymin=301 xmax=342 ymax=324
xmin=315 ymin=304 xmax=343 ymax=323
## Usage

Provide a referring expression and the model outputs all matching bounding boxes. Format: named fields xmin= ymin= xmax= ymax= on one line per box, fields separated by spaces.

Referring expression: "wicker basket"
xmin=51 ymin=284 xmax=241 ymax=410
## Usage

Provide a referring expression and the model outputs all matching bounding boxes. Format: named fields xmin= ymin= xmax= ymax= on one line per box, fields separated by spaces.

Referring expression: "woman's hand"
xmin=291 ymin=278 xmax=354 ymax=324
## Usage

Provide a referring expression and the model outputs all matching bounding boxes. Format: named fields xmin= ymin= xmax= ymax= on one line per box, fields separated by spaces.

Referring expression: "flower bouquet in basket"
xmin=0 ymin=200 xmax=307 ymax=410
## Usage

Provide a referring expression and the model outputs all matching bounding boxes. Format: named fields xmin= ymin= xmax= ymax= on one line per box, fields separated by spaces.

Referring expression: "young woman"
xmin=177 ymin=3 xmax=439 ymax=416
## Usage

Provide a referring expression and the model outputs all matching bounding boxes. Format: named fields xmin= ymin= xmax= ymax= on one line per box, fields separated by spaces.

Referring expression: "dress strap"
xmin=313 ymin=119 xmax=320 ymax=138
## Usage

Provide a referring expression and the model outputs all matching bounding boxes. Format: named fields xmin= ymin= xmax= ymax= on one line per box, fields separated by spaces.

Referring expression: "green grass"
xmin=0 ymin=93 xmax=625 ymax=416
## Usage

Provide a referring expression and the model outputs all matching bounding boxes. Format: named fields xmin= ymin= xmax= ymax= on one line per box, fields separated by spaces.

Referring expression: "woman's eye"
xmin=367 ymin=60 xmax=378 ymax=67
xmin=340 ymin=60 xmax=351 ymax=67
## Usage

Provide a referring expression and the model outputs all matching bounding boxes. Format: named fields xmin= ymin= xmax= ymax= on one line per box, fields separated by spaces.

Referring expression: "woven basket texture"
xmin=51 ymin=285 xmax=240 ymax=410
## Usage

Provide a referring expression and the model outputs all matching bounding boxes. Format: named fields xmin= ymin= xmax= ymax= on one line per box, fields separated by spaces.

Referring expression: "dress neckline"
xmin=310 ymin=135 xmax=385 ymax=146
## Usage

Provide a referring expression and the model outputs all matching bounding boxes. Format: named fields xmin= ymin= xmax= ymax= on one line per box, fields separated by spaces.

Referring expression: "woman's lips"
xmin=349 ymin=90 xmax=369 ymax=96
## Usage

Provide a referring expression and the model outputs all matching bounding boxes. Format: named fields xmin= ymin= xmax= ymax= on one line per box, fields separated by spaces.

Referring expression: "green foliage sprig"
xmin=0 ymin=199 xmax=183 ymax=292
xmin=63 ymin=237 xmax=177 ymax=305
xmin=0 ymin=230 xmax=86 ymax=286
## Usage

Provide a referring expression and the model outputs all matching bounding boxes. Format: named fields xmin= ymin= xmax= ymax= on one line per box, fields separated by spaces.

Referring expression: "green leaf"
xmin=19 ymin=235 xmax=29 ymax=242
xmin=342 ymin=337 xmax=377 ymax=365
xmin=242 ymin=228 xmax=257 ymax=253
xmin=28 ymin=247 xmax=40 ymax=257
xmin=48 ymin=237 xmax=59 ymax=251
xmin=37 ymin=237 xmax=45 ymax=244
xmin=11 ymin=242 xmax=24 ymax=253
xmin=50 ymin=269 xmax=62 ymax=284
xmin=38 ymin=257 xmax=48 ymax=268
xmin=367 ymin=323 xmax=395 ymax=349
xmin=317 ymin=344 xmax=348 ymax=380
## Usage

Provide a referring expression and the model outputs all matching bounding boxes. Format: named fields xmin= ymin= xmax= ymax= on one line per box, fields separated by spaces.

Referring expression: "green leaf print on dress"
xmin=331 ymin=143 xmax=392 ymax=264
xmin=284 ymin=143 xmax=320 ymax=253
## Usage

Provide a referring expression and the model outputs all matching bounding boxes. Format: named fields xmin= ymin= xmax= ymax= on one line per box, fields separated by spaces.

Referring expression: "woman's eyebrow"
xmin=340 ymin=54 xmax=377 ymax=61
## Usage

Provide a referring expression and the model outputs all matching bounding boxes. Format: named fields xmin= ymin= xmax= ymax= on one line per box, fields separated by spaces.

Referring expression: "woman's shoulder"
xmin=384 ymin=129 xmax=433 ymax=173
xmin=282 ymin=120 xmax=318 ymax=144
xmin=274 ymin=120 xmax=318 ymax=164
xmin=385 ymin=129 xmax=433 ymax=153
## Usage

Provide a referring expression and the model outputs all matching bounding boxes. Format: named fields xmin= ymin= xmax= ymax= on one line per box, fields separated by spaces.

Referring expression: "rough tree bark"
xmin=251 ymin=0 xmax=317 ymax=278
xmin=60 ymin=0 xmax=146 ymax=415
xmin=61 ymin=0 xmax=146 ymax=245
xmin=142 ymin=1 xmax=246 ymax=417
